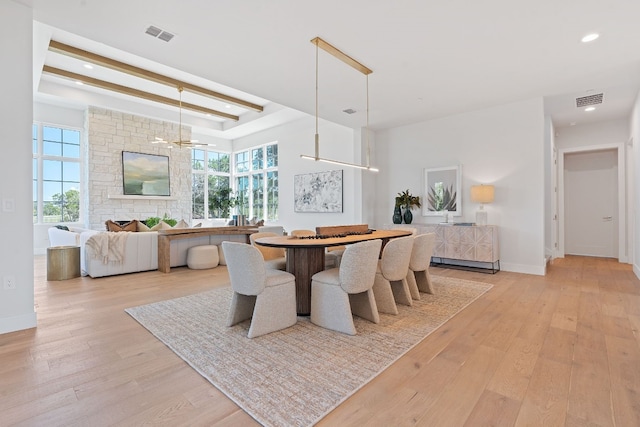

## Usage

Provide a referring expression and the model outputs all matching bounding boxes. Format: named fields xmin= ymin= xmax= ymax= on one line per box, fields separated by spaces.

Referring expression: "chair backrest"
xmin=339 ymin=239 xmax=382 ymax=294
xmin=222 ymin=242 xmax=266 ymax=295
xmin=290 ymin=229 xmax=316 ymax=237
xmin=315 ymin=224 xmax=369 ymax=236
xmin=395 ymin=227 xmax=417 ymax=236
xmin=249 ymin=232 xmax=285 ymax=260
xmin=409 ymin=233 xmax=436 ymax=271
xmin=379 ymin=235 xmax=414 ymax=281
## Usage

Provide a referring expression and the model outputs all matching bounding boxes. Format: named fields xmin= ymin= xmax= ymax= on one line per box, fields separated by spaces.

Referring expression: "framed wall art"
xmin=423 ymin=165 xmax=461 ymax=216
xmin=294 ymin=170 xmax=343 ymax=213
xmin=122 ymin=151 xmax=170 ymax=196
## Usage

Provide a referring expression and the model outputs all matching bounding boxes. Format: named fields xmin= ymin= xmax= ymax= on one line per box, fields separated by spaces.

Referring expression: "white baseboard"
xmin=0 ymin=311 xmax=37 ymax=335
xmin=500 ymin=262 xmax=546 ymax=276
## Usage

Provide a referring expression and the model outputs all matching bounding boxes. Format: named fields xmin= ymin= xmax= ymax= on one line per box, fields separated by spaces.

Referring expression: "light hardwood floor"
xmin=1 ymin=256 xmax=638 ymax=426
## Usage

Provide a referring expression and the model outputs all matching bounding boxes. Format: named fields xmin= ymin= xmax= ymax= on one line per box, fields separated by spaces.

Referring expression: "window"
xmin=192 ymin=149 xmax=233 ymax=219
xmin=192 ymin=143 xmax=278 ymax=221
xmin=234 ymin=143 xmax=278 ymax=221
xmin=33 ymin=124 xmax=82 ymax=223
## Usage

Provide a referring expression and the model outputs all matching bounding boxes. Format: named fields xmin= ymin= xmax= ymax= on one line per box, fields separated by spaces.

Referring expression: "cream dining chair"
xmin=249 ymin=231 xmax=286 ymax=270
xmin=371 ymin=235 xmax=414 ymax=314
xmin=310 ymin=239 xmax=382 ymax=335
xmin=406 ymin=233 xmax=437 ymax=296
xmin=222 ymin=242 xmax=297 ymax=338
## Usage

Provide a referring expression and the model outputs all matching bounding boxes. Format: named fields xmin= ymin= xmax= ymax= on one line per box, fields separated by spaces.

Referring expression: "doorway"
xmin=558 ymin=143 xmax=626 ymax=261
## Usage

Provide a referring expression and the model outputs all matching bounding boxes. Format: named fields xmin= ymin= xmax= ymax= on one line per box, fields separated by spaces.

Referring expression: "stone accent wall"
xmin=86 ymin=107 xmax=192 ymax=230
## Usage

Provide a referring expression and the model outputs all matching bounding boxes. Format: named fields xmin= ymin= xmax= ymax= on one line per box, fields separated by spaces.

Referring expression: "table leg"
xmin=286 ymin=246 xmax=325 ymax=315
xmin=158 ymin=235 xmax=171 ymax=273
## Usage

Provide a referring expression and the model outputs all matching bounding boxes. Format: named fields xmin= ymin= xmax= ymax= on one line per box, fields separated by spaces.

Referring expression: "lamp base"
xmin=475 ymin=209 xmax=488 ymax=226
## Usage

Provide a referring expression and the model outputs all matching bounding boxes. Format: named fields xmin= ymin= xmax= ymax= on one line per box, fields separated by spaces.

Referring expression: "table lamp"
xmin=470 ymin=184 xmax=494 ymax=226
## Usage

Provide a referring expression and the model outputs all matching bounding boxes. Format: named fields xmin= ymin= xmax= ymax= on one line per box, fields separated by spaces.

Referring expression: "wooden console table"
xmin=157 ymin=226 xmax=258 ymax=273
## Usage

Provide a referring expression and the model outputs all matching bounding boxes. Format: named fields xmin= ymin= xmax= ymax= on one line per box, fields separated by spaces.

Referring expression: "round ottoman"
xmin=187 ymin=245 xmax=219 ymax=269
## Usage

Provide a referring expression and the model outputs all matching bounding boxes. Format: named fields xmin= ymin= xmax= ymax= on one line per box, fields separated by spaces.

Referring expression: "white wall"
xmin=374 ymin=98 xmax=546 ymax=275
xmin=631 ymin=94 xmax=640 ymax=278
xmin=233 ymin=116 xmax=362 ymax=232
xmin=544 ymin=115 xmax=554 ymax=261
xmin=0 ymin=1 xmax=36 ymax=334
xmin=555 ymin=119 xmax=629 ymax=149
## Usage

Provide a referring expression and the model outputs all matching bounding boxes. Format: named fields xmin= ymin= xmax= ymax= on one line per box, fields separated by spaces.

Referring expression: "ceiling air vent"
xmin=343 ymin=108 xmax=357 ymax=114
xmin=576 ymin=93 xmax=603 ymax=108
xmin=145 ymin=25 xmax=175 ymax=42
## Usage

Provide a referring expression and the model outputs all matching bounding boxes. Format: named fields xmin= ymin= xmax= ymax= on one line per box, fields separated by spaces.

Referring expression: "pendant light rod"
xmin=302 ymin=37 xmax=378 ymax=172
xmin=310 ymin=37 xmax=373 ymax=75
xmin=315 ymin=39 xmax=320 ymax=159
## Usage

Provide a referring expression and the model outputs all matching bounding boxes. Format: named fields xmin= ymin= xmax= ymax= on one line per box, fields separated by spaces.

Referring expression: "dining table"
xmin=255 ymin=228 xmax=412 ymax=315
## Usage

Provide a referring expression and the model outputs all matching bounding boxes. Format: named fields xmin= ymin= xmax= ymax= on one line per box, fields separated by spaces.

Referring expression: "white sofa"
xmin=48 ymin=226 xmax=242 ymax=278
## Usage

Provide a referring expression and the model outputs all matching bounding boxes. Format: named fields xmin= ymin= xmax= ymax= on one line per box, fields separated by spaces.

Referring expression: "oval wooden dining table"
xmin=255 ymin=229 xmax=412 ymax=315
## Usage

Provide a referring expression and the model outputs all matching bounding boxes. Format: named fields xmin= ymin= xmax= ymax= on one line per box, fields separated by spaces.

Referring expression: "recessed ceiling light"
xmin=225 ymin=104 xmax=232 ymax=109
xmin=83 ymin=63 xmax=93 ymax=69
xmin=585 ymin=106 xmax=596 ymax=112
xmin=75 ymin=81 xmax=84 ymax=85
xmin=581 ymin=33 xmax=599 ymax=43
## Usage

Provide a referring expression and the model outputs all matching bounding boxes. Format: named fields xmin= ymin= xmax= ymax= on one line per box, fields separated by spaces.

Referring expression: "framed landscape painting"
xmin=122 ymin=151 xmax=170 ymax=196
xmin=423 ymin=165 xmax=461 ymax=216
xmin=294 ymin=170 xmax=343 ymax=213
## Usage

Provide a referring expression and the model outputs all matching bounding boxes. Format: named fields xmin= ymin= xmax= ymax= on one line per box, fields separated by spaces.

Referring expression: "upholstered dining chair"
xmin=222 ymin=242 xmax=297 ymax=338
xmin=372 ymin=235 xmax=414 ymax=315
xmin=290 ymin=229 xmax=339 ymax=269
xmin=310 ymin=239 xmax=382 ymax=335
xmin=406 ymin=233 xmax=437 ymax=296
xmin=249 ymin=231 xmax=286 ymax=270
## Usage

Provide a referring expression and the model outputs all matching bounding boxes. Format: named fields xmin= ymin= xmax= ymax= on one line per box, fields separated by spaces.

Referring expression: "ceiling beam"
xmin=48 ymin=40 xmax=264 ymax=112
xmin=42 ymin=65 xmax=240 ymax=121
xmin=311 ymin=37 xmax=372 ymax=75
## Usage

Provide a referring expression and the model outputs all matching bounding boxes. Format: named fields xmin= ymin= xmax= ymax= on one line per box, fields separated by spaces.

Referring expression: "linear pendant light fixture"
xmin=300 ymin=37 xmax=379 ymax=172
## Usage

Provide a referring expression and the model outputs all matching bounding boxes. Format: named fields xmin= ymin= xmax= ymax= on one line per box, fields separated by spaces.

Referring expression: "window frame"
xmin=33 ymin=122 xmax=83 ymax=225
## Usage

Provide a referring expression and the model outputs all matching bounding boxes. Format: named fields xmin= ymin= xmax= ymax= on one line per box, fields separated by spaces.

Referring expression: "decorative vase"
xmin=403 ymin=208 xmax=413 ymax=224
xmin=392 ymin=206 xmax=402 ymax=224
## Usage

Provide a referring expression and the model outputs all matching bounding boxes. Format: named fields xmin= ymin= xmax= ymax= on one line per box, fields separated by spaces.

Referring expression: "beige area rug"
xmin=125 ymin=276 xmax=492 ymax=427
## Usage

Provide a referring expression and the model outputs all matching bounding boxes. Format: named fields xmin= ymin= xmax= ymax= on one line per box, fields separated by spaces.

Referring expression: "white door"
xmin=564 ymin=149 xmax=618 ymax=258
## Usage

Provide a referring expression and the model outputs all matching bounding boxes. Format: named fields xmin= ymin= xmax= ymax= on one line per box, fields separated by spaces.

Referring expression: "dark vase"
xmin=403 ymin=208 xmax=413 ymax=224
xmin=392 ymin=206 xmax=402 ymax=224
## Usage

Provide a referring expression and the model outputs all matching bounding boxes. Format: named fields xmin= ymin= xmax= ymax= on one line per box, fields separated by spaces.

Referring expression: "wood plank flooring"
xmin=0 ymin=255 xmax=638 ymax=426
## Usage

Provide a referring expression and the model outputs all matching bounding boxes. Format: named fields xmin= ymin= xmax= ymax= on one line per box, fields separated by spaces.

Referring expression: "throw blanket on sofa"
xmin=85 ymin=232 xmax=129 ymax=264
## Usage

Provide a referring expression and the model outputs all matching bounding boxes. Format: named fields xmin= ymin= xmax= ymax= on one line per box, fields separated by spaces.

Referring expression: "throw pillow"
xmin=150 ymin=220 xmax=174 ymax=231
xmin=137 ymin=221 xmax=151 ymax=232
xmin=173 ymin=219 xmax=189 ymax=229
xmin=193 ymin=223 xmax=202 ymax=228
xmin=54 ymin=225 xmax=70 ymax=231
xmin=105 ymin=219 xmax=137 ymax=232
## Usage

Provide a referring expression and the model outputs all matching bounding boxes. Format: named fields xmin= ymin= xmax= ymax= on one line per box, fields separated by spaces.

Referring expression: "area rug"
xmin=125 ymin=276 xmax=492 ymax=427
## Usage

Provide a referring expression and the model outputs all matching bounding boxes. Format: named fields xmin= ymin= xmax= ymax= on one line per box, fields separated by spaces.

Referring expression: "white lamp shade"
xmin=470 ymin=185 xmax=495 ymax=204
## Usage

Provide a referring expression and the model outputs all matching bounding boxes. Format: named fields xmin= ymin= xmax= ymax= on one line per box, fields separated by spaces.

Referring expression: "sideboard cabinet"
xmin=385 ymin=224 xmax=500 ymax=273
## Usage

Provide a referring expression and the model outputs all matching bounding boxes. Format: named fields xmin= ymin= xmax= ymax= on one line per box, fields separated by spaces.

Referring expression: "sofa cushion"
xmin=106 ymin=219 xmax=137 ymax=232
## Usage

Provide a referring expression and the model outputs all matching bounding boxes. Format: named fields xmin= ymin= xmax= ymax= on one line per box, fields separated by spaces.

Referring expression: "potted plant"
xmin=395 ymin=189 xmax=421 ymax=224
